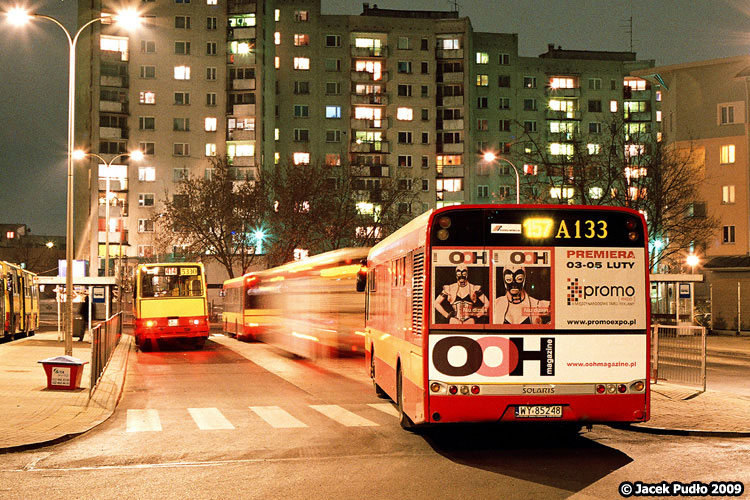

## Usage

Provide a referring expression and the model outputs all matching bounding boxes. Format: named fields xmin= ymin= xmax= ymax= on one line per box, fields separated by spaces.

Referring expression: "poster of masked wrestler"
xmin=432 ymin=250 xmax=490 ymax=325
xmin=491 ymin=249 xmax=552 ymax=326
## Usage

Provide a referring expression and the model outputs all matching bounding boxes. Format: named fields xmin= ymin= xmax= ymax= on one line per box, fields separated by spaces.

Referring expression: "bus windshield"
xmin=140 ymin=266 xmax=204 ymax=298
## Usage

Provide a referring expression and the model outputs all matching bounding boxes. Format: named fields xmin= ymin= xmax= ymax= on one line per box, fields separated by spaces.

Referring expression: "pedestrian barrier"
xmin=651 ymin=324 xmax=706 ymax=392
xmin=89 ymin=311 xmax=123 ymax=397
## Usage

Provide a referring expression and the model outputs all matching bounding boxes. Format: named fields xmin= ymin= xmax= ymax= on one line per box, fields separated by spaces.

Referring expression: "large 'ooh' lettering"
xmin=432 ymin=336 xmax=555 ymax=377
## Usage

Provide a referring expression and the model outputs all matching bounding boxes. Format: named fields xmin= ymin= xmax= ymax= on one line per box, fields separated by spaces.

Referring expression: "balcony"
xmin=350 ymin=141 xmax=390 ymax=153
xmin=545 ymin=87 xmax=581 ymax=98
xmin=436 ymin=48 xmax=463 ymax=59
xmin=232 ymin=78 xmax=256 ymax=90
xmin=545 ymin=110 xmax=581 ymax=120
xmin=229 ymin=27 xmax=255 ymax=39
xmin=352 ymin=165 xmax=390 ymax=177
xmin=228 ymin=0 xmax=255 ymax=13
xmin=437 ymin=142 xmax=464 ymax=154
xmin=99 ymin=126 xmax=127 ymax=140
xmin=97 ymin=178 xmax=128 ymax=192
xmin=350 ymin=46 xmax=387 ymax=58
xmin=439 ymin=72 xmax=464 ymax=84
xmin=229 ymin=156 xmax=255 ymax=167
xmin=350 ymin=70 xmax=388 ymax=82
xmin=101 ymin=49 xmax=128 ymax=63
xmin=100 ymin=75 xmax=128 ymax=88
xmin=437 ymin=190 xmax=465 ymax=202
xmin=437 ymin=119 xmax=464 ymax=131
xmin=624 ymin=89 xmax=651 ymax=100
xmin=625 ymin=111 xmax=652 ymax=122
xmin=350 ymin=118 xmax=386 ymax=130
xmin=228 ymin=129 xmax=255 ymax=141
xmin=437 ymin=166 xmax=464 ymax=178
xmin=100 ymin=100 xmax=127 ymax=113
xmin=351 ymin=93 xmax=388 ymax=105
xmin=228 ymin=52 xmax=256 ymax=65
xmin=437 ymin=95 xmax=463 ymax=107
xmin=233 ymin=104 xmax=256 ymax=117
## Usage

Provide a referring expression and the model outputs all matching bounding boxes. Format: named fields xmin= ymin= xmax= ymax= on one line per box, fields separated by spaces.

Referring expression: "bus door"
xmin=18 ymin=274 xmax=27 ymax=333
xmin=0 ymin=275 xmax=5 ymax=336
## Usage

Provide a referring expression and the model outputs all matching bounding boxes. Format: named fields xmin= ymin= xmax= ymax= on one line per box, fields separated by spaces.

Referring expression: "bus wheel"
xmin=193 ymin=337 xmax=206 ymax=350
xmin=397 ymin=367 xmax=417 ymax=431
xmin=139 ymin=339 xmax=152 ymax=352
xmin=370 ymin=353 xmax=388 ymax=399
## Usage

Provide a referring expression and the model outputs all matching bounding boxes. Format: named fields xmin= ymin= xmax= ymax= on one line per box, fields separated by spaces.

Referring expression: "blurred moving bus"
xmin=0 ymin=261 xmax=39 ymax=340
xmin=133 ymin=262 xmax=209 ymax=350
xmin=360 ymin=205 xmax=650 ymax=430
xmin=222 ymin=248 xmax=369 ymax=357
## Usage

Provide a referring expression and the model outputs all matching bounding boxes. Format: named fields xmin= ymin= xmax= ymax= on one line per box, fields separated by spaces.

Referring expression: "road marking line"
xmin=367 ymin=403 xmax=399 ymax=418
xmin=310 ymin=405 xmax=379 ymax=427
xmin=188 ymin=408 xmax=235 ymax=430
xmin=126 ymin=409 xmax=162 ymax=432
xmin=249 ymin=406 xmax=308 ymax=428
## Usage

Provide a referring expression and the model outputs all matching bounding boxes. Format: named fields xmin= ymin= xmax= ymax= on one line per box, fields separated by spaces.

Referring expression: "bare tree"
xmin=158 ymin=155 xmax=264 ymax=278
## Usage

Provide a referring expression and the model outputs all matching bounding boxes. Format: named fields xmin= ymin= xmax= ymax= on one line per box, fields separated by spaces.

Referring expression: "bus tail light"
xmin=596 ymin=384 xmax=606 ymax=394
xmin=430 ymin=382 xmax=441 ymax=393
xmin=193 ymin=319 xmax=201 ymax=325
xmin=617 ymin=384 xmax=627 ymax=393
xmin=460 ymin=385 xmax=469 ymax=395
xmin=145 ymin=320 xmax=155 ymax=328
xmin=631 ymin=381 xmax=645 ymax=392
xmin=448 ymin=385 xmax=458 ymax=395
xmin=470 ymin=385 xmax=480 ymax=395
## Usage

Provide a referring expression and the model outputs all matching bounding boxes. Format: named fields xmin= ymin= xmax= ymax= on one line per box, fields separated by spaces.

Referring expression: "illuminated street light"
xmin=686 ymin=253 xmax=700 ymax=274
xmin=74 ymin=150 xmax=143 ymax=277
xmin=482 ymin=151 xmax=520 ymax=204
xmin=5 ymin=7 xmax=141 ymax=356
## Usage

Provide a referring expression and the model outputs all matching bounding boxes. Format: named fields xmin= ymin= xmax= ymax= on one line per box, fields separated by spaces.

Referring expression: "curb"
xmin=0 ymin=334 xmax=133 ymax=454
xmin=617 ymin=423 xmax=750 ymax=438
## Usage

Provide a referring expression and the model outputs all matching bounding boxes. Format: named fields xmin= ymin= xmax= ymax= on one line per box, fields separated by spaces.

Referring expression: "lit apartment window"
xmin=206 ymin=0 xmax=217 ymax=4
xmin=294 ymin=34 xmax=309 ymax=46
xmin=397 ymin=107 xmax=413 ymax=121
xmin=550 ymin=187 xmax=574 ymax=200
xmin=550 ymin=77 xmax=575 ymax=88
xmin=139 ymin=91 xmax=155 ymax=104
xmin=294 ymin=10 xmax=309 ymax=22
xmin=721 ymin=144 xmax=736 ymax=164
xmin=138 ymin=193 xmax=155 ymax=207
xmin=275 ymin=9 xmax=280 ymax=21
xmin=587 ymin=144 xmax=601 ymax=155
xmin=476 ymin=52 xmax=489 ymax=64
xmin=589 ymin=187 xmax=604 ymax=199
xmin=325 ymin=154 xmax=341 ymax=166
xmin=440 ymin=38 xmax=459 ymax=50
xmin=656 ymin=90 xmax=662 ymax=101
xmin=723 ymin=185 xmax=736 ymax=204
xmin=476 ymin=74 xmax=488 ymax=86
xmin=138 ymin=167 xmax=155 ymax=181
xmin=228 ymin=144 xmax=254 ymax=157
xmin=325 ymin=106 xmax=341 ymax=119
xmin=610 ymin=100 xmax=618 ymax=112
xmin=656 ymin=110 xmax=662 ymax=122
xmin=274 ymin=32 xmax=281 ymax=45
xmin=174 ymin=65 xmax=191 ymax=80
xmin=293 ymin=152 xmax=310 ymax=165
xmin=550 ymin=143 xmax=574 ymax=156
xmin=294 ymin=57 xmax=310 ymax=70
xmin=723 ymin=225 xmax=736 ymax=244
xmin=624 ymin=78 xmax=647 ymax=90
xmin=205 ymin=143 xmax=217 ymax=156
xmin=205 ymin=117 xmax=217 ymax=131
xmin=523 ymin=164 xmax=538 ymax=175
xmin=274 ymin=57 xmax=280 ymax=69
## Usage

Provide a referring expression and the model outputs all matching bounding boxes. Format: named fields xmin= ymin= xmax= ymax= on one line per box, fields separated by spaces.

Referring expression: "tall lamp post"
xmin=482 ymin=152 xmax=521 ymax=204
xmin=6 ymin=7 xmax=141 ymax=356
xmin=73 ymin=150 xmax=143 ymax=277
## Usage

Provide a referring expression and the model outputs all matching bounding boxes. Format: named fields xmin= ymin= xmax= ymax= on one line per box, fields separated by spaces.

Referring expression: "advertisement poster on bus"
xmin=490 ymin=248 xmax=552 ymax=328
xmin=428 ymin=333 xmax=647 ymax=384
xmin=431 ymin=249 xmax=490 ymax=326
xmin=554 ymin=247 xmax=647 ymax=330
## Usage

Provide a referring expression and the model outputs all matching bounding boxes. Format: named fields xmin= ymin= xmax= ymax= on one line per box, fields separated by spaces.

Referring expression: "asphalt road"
xmin=1 ymin=335 xmax=748 ymax=499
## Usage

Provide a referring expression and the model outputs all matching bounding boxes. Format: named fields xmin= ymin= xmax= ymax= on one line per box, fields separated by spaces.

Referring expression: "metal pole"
xmin=105 ymin=174 xmax=111 ymax=277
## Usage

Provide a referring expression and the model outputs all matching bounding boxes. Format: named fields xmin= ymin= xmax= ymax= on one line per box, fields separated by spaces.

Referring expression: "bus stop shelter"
xmin=37 ymin=276 xmax=117 ymax=339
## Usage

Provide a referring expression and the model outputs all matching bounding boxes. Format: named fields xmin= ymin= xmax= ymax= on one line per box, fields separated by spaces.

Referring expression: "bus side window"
xmin=190 ymin=280 xmax=202 ymax=296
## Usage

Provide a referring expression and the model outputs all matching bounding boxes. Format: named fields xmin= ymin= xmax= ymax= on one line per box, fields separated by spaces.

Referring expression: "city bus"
xmin=361 ymin=205 xmax=650 ymax=430
xmin=223 ymin=247 xmax=369 ymax=357
xmin=0 ymin=261 xmax=39 ymax=340
xmin=133 ymin=262 xmax=209 ymax=350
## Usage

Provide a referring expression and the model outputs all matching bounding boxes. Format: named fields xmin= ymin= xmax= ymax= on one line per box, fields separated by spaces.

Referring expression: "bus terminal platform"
xmin=1 ymin=328 xmax=750 ymax=452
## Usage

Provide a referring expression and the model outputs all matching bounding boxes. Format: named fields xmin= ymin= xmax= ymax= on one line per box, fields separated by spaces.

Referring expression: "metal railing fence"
xmin=89 ymin=311 xmax=123 ymax=397
xmin=651 ymin=324 xmax=706 ymax=392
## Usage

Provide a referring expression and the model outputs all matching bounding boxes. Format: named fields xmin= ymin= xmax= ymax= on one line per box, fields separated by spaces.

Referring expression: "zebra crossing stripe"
xmin=310 ymin=405 xmax=379 ymax=427
xmin=126 ymin=409 xmax=162 ymax=432
xmin=368 ymin=403 xmax=400 ymax=418
xmin=188 ymin=407 xmax=235 ymax=430
xmin=249 ymin=406 xmax=308 ymax=428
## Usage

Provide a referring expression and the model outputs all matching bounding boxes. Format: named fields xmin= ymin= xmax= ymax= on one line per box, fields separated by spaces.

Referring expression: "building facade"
xmin=76 ymin=0 xmax=658 ymax=275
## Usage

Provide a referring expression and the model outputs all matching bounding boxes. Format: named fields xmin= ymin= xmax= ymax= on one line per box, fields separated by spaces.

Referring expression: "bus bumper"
xmin=427 ymin=393 xmax=649 ymax=424
xmin=134 ymin=316 xmax=209 ymax=343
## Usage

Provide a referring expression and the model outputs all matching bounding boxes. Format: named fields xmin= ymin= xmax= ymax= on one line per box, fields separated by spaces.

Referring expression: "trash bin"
xmin=38 ymin=356 xmax=88 ymax=390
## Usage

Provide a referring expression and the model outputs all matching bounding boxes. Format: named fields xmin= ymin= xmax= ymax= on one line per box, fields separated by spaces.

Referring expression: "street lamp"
xmin=6 ymin=7 xmax=141 ymax=356
xmin=73 ymin=150 xmax=143 ymax=277
xmin=686 ymin=253 xmax=700 ymax=274
xmin=482 ymin=152 xmax=520 ymax=204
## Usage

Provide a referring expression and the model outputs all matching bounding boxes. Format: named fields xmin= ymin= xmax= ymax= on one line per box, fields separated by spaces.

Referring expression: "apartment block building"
xmin=75 ymin=0 xmax=657 ymax=274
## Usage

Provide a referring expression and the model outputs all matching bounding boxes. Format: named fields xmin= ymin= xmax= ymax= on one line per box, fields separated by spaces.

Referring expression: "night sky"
xmin=1 ymin=0 xmax=747 ymax=235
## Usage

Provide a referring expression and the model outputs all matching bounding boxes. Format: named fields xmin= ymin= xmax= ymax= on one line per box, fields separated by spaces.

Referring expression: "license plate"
xmin=168 ymin=319 xmax=178 ymax=327
xmin=515 ymin=405 xmax=563 ymax=418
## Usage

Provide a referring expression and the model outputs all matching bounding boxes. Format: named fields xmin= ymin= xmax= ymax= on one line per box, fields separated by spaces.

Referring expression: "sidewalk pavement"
xmin=0 ymin=331 xmax=748 ymax=453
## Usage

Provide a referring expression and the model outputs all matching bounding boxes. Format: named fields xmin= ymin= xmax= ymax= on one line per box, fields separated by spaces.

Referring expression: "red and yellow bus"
xmin=133 ymin=262 xmax=209 ymax=350
xmin=222 ymin=248 xmax=369 ymax=357
xmin=362 ymin=205 xmax=650 ymax=430
xmin=1 ymin=261 xmax=39 ymax=340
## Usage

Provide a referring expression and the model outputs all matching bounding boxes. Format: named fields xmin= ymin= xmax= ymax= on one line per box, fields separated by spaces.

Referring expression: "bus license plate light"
xmin=168 ymin=319 xmax=178 ymax=327
xmin=515 ymin=405 xmax=563 ymax=418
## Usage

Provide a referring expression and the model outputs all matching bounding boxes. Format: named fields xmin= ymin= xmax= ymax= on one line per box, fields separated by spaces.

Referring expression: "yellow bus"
xmin=0 ymin=261 xmax=39 ymax=340
xmin=133 ymin=262 xmax=209 ymax=350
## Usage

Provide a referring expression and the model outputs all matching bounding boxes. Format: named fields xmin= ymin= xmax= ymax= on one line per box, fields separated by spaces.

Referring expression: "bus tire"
xmin=140 ymin=339 xmax=152 ymax=352
xmin=370 ymin=352 xmax=388 ymax=399
xmin=397 ymin=366 xmax=417 ymax=431
xmin=193 ymin=337 xmax=206 ymax=350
